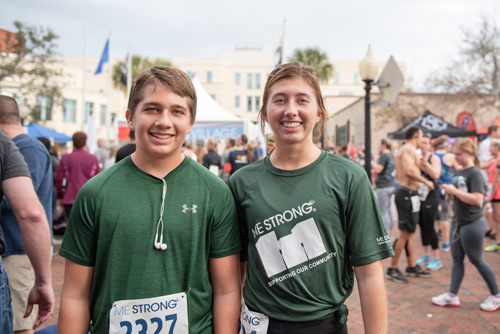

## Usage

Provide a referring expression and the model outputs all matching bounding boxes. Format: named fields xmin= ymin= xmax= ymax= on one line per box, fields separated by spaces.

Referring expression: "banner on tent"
xmin=187 ymin=123 xmax=244 ymax=141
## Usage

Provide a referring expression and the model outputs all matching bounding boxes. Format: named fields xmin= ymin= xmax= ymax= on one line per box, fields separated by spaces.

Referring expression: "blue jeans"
xmin=0 ymin=258 xmax=13 ymax=334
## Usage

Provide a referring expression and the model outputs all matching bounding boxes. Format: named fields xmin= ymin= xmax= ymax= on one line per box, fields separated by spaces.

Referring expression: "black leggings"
xmin=418 ymin=191 xmax=439 ymax=250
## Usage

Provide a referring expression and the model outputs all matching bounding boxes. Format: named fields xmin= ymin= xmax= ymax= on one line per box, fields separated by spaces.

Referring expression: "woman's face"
xmin=490 ymin=144 xmax=499 ymax=156
xmin=263 ymin=77 xmax=320 ymax=147
xmin=453 ymin=147 xmax=472 ymax=167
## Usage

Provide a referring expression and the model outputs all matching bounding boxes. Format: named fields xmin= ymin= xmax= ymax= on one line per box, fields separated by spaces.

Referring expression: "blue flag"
xmin=95 ymin=39 xmax=109 ymax=75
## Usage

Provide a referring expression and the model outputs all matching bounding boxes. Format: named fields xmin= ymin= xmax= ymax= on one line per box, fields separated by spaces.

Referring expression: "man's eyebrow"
xmin=141 ymin=102 xmax=188 ymax=110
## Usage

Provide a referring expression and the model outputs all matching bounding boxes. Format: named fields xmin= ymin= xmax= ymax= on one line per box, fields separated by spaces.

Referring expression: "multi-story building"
xmin=1 ymin=45 xmax=407 ymax=147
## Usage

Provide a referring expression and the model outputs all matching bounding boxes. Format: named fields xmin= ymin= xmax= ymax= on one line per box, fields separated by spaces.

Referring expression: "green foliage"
xmin=0 ymin=21 xmax=63 ymax=121
xmin=290 ymin=47 xmax=334 ymax=83
xmin=112 ymin=56 xmax=172 ymax=92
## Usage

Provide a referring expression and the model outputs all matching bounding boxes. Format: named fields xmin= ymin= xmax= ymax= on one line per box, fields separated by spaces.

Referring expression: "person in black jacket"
xmin=203 ymin=139 xmax=223 ymax=176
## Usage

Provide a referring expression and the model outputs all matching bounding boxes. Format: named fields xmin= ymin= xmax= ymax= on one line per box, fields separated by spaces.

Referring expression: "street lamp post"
xmin=359 ymin=47 xmax=379 ymax=182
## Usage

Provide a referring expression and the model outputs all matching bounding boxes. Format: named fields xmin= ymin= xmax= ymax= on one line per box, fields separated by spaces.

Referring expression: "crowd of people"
xmin=0 ymin=62 xmax=499 ymax=334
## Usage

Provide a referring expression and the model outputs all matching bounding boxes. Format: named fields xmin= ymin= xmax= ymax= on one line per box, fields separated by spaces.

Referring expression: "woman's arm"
xmin=354 ymin=260 xmax=387 ymax=334
xmin=442 ymin=184 xmax=484 ymax=206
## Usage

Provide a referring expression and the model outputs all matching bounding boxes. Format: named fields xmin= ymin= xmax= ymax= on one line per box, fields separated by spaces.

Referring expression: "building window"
xmin=255 ymin=97 xmax=260 ymax=112
xmin=255 ymin=73 xmax=261 ymax=89
xmin=333 ymin=72 xmax=340 ymax=84
xmin=36 ymin=95 xmax=52 ymax=121
xmin=100 ymin=105 xmax=106 ymax=125
xmin=353 ymin=72 xmax=360 ymax=85
xmin=235 ymin=73 xmax=240 ymax=85
xmin=247 ymin=73 xmax=253 ymax=89
xmin=186 ymin=71 xmax=195 ymax=78
xmin=210 ymin=94 xmax=216 ymax=101
xmin=85 ymin=102 xmax=94 ymax=122
xmin=62 ymin=99 xmax=76 ymax=123
xmin=207 ymin=71 xmax=212 ymax=83
xmin=111 ymin=113 xmax=116 ymax=124
xmin=235 ymin=96 xmax=240 ymax=107
xmin=247 ymin=97 xmax=252 ymax=112
xmin=339 ymin=91 xmax=354 ymax=96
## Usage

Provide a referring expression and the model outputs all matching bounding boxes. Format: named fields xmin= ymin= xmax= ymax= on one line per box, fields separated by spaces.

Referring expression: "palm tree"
xmin=290 ymin=48 xmax=334 ymax=83
xmin=112 ymin=56 xmax=172 ymax=92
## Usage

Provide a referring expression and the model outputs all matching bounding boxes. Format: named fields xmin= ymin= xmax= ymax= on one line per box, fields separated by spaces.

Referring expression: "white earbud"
xmin=154 ymin=179 xmax=168 ymax=251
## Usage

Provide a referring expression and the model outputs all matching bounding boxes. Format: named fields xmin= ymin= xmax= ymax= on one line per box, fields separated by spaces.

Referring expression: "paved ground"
xmin=38 ymin=232 xmax=500 ymax=333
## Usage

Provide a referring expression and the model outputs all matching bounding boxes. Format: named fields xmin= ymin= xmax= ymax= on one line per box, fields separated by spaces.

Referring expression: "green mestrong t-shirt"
xmin=59 ymin=156 xmax=240 ymax=334
xmin=229 ymin=150 xmax=394 ymax=322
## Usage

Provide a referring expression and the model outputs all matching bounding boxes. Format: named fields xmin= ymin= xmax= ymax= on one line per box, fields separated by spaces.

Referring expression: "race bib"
xmin=109 ymin=292 xmax=188 ymax=334
xmin=410 ymin=195 xmax=421 ymax=213
xmin=209 ymin=165 xmax=220 ymax=176
xmin=239 ymin=302 xmax=269 ymax=334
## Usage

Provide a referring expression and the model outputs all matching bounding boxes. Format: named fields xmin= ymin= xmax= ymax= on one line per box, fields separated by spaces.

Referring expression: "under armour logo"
xmin=182 ymin=204 xmax=197 ymax=213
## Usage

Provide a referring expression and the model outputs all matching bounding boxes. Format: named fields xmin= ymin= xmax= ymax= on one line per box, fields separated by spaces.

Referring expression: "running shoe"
xmin=432 ymin=292 xmax=461 ymax=307
xmin=385 ymin=268 xmax=408 ymax=283
xmin=426 ymin=258 xmax=443 ymax=271
xmin=416 ymin=255 xmax=430 ymax=266
xmin=405 ymin=265 xmax=431 ymax=277
xmin=484 ymin=243 xmax=500 ymax=252
xmin=441 ymin=242 xmax=451 ymax=252
xmin=480 ymin=295 xmax=500 ymax=312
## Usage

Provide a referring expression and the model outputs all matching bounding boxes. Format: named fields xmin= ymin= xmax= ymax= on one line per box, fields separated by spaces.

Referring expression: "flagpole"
xmin=106 ymin=30 xmax=112 ymax=146
xmin=127 ymin=44 xmax=132 ymax=101
xmin=81 ymin=18 xmax=88 ymax=131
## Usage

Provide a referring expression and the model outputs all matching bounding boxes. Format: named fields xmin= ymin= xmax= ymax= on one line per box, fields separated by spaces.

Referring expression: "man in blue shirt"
xmin=0 ymin=95 xmax=53 ymax=334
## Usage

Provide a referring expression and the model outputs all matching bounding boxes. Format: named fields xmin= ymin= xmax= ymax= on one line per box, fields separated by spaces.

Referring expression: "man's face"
xmin=126 ymin=84 xmax=194 ymax=161
xmin=415 ymin=130 xmax=423 ymax=148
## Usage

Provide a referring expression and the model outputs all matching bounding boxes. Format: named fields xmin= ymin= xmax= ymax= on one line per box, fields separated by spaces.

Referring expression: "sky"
xmin=1 ymin=0 xmax=499 ymax=91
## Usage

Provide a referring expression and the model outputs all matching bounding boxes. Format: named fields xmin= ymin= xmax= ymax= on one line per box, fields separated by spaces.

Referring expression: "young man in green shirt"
xmin=58 ymin=66 xmax=241 ymax=334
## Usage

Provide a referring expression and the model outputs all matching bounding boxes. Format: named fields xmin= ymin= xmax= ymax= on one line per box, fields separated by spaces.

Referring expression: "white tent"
xmin=188 ymin=76 xmax=258 ymax=141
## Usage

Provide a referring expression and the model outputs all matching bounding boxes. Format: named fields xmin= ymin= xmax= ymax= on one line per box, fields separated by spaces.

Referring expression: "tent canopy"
xmin=25 ymin=123 xmax=72 ymax=143
xmin=387 ymin=110 xmax=477 ymax=139
xmin=187 ymin=76 xmax=246 ymax=141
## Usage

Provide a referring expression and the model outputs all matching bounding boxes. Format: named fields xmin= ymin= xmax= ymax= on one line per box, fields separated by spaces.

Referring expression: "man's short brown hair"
xmin=127 ymin=66 xmax=197 ymax=122
xmin=72 ymin=131 xmax=87 ymax=149
xmin=0 ymin=95 xmax=21 ymax=125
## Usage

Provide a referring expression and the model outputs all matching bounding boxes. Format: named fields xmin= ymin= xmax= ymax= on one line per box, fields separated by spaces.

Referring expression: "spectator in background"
xmin=181 ymin=140 xmax=197 ymax=160
xmin=266 ymin=134 xmax=275 ymax=156
xmin=373 ymin=139 xmax=396 ymax=236
xmin=55 ymin=131 xmax=100 ymax=219
xmin=0 ymin=130 xmax=54 ymax=333
xmin=415 ymin=134 xmax=442 ymax=271
xmin=194 ymin=142 xmax=207 ymax=164
xmin=432 ymin=138 xmax=500 ymax=311
xmin=479 ymin=125 xmax=500 ymax=239
xmin=483 ymin=139 xmax=500 ymax=252
xmin=221 ymin=139 xmax=235 ymax=184
xmin=0 ymin=96 xmax=54 ymax=334
xmin=336 ymin=144 xmax=351 ymax=160
xmin=115 ymin=130 xmax=136 ymax=163
xmin=94 ymin=138 xmax=109 ymax=170
xmin=203 ymin=139 xmax=223 ymax=176
xmin=434 ymin=135 xmax=460 ymax=252
xmin=226 ymin=134 xmax=252 ymax=176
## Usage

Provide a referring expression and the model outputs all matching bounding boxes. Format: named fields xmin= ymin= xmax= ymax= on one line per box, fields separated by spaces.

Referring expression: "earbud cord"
xmin=155 ymin=179 xmax=167 ymax=248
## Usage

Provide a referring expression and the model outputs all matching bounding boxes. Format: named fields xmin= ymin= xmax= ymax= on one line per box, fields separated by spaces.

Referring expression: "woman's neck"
xmin=269 ymin=143 xmax=321 ymax=170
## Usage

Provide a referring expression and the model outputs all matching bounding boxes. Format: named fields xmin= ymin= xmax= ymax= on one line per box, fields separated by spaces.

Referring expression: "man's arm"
xmin=354 ymin=260 xmax=387 ymax=334
xmin=58 ymin=259 xmax=94 ymax=334
xmin=209 ymin=253 xmax=241 ymax=334
xmin=2 ymin=176 xmax=54 ymax=328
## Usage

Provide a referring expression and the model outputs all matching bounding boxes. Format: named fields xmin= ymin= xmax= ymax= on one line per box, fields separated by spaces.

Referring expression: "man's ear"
xmin=126 ymin=109 xmax=135 ymax=131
